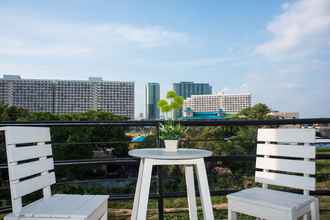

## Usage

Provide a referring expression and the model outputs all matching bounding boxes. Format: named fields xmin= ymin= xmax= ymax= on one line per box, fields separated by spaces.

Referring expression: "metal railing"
xmin=0 ymin=118 xmax=330 ymax=219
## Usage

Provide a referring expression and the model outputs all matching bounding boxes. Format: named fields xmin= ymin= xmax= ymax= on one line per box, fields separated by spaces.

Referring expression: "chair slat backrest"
xmin=255 ymin=128 xmax=316 ymax=194
xmin=1 ymin=126 xmax=55 ymax=215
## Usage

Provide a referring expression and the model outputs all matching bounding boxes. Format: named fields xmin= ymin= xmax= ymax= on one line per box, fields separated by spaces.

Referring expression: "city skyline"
xmin=0 ymin=74 xmax=318 ymax=119
xmin=0 ymin=0 xmax=329 ymax=117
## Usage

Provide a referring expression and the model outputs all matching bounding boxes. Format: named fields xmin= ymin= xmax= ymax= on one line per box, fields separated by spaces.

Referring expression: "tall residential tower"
xmin=173 ymin=82 xmax=212 ymax=99
xmin=145 ymin=82 xmax=160 ymax=120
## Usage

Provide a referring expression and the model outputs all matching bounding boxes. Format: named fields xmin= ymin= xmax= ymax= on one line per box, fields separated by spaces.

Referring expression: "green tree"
xmin=0 ymin=105 xmax=129 ymax=163
xmin=0 ymin=104 xmax=29 ymax=121
xmin=236 ymin=103 xmax=271 ymax=120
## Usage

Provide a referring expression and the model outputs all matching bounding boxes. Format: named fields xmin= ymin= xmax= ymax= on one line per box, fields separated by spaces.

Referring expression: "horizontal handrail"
xmin=0 ymin=118 xmax=329 ymax=127
xmin=1 ymin=154 xmax=330 ymax=169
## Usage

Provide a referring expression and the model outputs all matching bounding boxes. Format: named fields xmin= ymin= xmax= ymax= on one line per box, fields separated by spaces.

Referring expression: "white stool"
xmin=129 ymin=148 xmax=214 ymax=220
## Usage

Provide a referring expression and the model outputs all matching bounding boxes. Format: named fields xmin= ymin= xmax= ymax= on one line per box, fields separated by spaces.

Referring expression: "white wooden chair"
xmin=227 ymin=128 xmax=319 ymax=220
xmin=1 ymin=126 xmax=109 ymax=220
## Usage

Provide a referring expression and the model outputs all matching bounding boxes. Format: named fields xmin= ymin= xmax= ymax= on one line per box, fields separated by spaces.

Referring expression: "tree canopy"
xmin=0 ymin=104 xmax=130 ymax=160
xmin=235 ymin=103 xmax=272 ymax=120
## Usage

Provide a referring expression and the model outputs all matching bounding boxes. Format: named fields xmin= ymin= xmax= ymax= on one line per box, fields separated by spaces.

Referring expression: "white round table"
xmin=129 ymin=148 xmax=214 ymax=220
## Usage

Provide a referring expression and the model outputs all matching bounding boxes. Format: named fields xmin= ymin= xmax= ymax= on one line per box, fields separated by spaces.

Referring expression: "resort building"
xmin=183 ymin=92 xmax=252 ymax=118
xmin=0 ymin=75 xmax=135 ymax=119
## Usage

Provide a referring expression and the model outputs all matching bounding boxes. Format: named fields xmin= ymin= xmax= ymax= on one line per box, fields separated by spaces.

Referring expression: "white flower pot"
xmin=164 ymin=140 xmax=178 ymax=152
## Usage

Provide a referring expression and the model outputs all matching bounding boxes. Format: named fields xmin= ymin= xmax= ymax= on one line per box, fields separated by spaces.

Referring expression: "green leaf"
xmin=157 ymin=99 xmax=168 ymax=108
xmin=166 ymin=90 xmax=177 ymax=99
xmin=174 ymin=96 xmax=184 ymax=108
xmin=170 ymin=102 xmax=180 ymax=110
xmin=161 ymin=105 xmax=171 ymax=113
xmin=159 ymin=121 xmax=186 ymax=140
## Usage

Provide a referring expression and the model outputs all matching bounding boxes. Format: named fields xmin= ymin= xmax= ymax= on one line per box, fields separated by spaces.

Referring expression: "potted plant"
xmin=157 ymin=90 xmax=186 ymax=152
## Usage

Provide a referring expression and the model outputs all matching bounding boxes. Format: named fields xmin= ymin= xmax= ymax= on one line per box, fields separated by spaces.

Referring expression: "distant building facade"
xmin=0 ymin=75 xmax=135 ymax=119
xmin=183 ymin=92 xmax=251 ymax=115
xmin=173 ymin=81 xmax=212 ymax=118
xmin=268 ymin=111 xmax=299 ymax=119
xmin=145 ymin=82 xmax=160 ymax=120
xmin=219 ymin=92 xmax=251 ymax=113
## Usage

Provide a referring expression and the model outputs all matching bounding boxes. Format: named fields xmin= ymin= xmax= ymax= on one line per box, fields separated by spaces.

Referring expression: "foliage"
xmin=0 ymin=104 xmax=29 ymax=121
xmin=159 ymin=121 xmax=187 ymax=140
xmin=157 ymin=90 xmax=184 ymax=120
xmin=0 ymin=104 xmax=129 ymax=167
xmin=235 ymin=103 xmax=272 ymax=120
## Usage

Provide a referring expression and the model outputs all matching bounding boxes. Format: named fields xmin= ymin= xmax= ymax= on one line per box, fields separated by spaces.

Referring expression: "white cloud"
xmin=0 ymin=13 xmax=189 ymax=57
xmin=110 ymin=24 xmax=188 ymax=47
xmin=256 ymin=0 xmax=330 ymax=56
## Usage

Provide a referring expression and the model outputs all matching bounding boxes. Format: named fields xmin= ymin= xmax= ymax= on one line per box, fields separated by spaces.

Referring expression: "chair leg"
xmin=185 ymin=165 xmax=198 ymax=220
xmin=310 ymin=198 xmax=320 ymax=220
xmin=228 ymin=208 xmax=238 ymax=220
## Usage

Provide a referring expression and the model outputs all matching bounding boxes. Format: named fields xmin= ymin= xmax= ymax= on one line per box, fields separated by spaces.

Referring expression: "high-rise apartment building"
xmin=183 ymin=92 xmax=251 ymax=115
xmin=173 ymin=81 xmax=212 ymax=117
xmin=0 ymin=75 xmax=135 ymax=119
xmin=145 ymin=82 xmax=160 ymax=120
xmin=173 ymin=82 xmax=212 ymax=99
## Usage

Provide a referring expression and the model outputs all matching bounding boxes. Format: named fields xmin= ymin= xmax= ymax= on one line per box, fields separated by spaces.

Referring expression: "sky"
xmin=0 ymin=0 xmax=329 ymax=118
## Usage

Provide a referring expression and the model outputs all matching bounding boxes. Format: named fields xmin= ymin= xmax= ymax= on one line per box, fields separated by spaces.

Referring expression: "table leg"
xmin=185 ymin=165 xmax=198 ymax=220
xmin=131 ymin=159 xmax=144 ymax=220
xmin=136 ymin=158 xmax=154 ymax=220
xmin=195 ymin=158 xmax=214 ymax=220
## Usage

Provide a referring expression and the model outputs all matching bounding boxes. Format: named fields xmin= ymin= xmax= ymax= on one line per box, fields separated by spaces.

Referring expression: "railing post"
xmin=156 ymin=122 xmax=164 ymax=220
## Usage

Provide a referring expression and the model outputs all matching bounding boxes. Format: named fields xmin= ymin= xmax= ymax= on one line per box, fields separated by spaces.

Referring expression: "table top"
xmin=128 ymin=148 xmax=212 ymax=160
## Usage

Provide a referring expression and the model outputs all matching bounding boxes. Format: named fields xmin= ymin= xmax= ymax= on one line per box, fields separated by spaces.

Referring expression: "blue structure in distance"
xmin=182 ymin=107 xmax=225 ymax=120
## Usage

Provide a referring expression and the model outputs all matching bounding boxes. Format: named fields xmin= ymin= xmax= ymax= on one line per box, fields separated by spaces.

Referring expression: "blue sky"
xmin=0 ymin=0 xmax=329 ymax=117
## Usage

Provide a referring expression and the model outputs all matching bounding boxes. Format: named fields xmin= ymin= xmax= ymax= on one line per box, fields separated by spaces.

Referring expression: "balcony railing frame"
xmin=0 ymin=118 xmax=330 ymax=219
